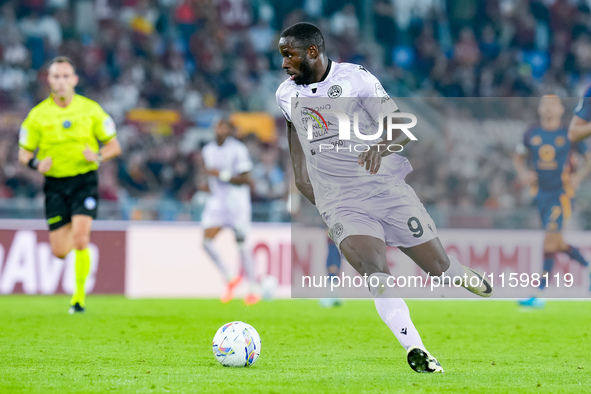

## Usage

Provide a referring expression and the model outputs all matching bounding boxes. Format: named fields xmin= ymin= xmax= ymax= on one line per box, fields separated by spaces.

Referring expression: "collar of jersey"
xmin=306 ymin=59 xmax=333 ymax=91
xmin=49 ymin=93 xmax=78 ymax=109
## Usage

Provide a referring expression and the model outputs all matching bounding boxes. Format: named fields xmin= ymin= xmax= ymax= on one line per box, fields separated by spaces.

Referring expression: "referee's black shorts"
xmin=44 ymin=171 xmax=99 ymax=231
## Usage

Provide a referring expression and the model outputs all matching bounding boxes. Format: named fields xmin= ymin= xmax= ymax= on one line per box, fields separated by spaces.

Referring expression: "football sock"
xmin=326 ymin=240 xmax=341 ymax=278
xmin=539 ymin=252 xmax=556 ymax=291
xmin=238 ymin=241 xmax=257 ymax=291
xmin=369 ymin=272 xmax=425 ymax=351
xmin=203 ymin=239 xmax=231 ymax=281
xmin=564 ymin=245 xmax=589 ymax=267
xmin=71 ymin=248 xmax=90 ymax=307
xmin=441 ymin=254 xmax=465 ymax=284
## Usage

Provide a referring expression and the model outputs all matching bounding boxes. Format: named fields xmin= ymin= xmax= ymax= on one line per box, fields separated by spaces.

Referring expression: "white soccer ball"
xmin=212 ymin=321 xmax=261 ymax=367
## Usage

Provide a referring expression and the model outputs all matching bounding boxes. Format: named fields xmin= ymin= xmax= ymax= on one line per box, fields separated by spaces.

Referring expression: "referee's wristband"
xmin=27 ymin=158 xmax=39 ymax=170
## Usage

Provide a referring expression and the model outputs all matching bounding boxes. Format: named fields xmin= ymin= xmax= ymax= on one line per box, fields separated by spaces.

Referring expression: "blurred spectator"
xmin=2 ymin=0 xmax=591 ymax=226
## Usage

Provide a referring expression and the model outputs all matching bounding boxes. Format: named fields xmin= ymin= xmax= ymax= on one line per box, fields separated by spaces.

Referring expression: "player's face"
xmin=48 ymin=62 xmax=78 ymax=99
xmin=215 ymin=121 xmax=231 ymax=142
xmin=279 ymin=37 xmax=315 ymax=85
xmin=538 ymin=96 xmax=564 ymax=120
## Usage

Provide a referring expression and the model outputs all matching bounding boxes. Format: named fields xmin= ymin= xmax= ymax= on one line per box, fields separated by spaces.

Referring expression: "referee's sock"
xmin=71 ymin=248 xmax=91 ymax=307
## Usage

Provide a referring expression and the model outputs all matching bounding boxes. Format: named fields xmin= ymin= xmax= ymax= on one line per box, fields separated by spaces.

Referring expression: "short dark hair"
xmin=48 ymin=56 xmax=76 ymax=73
xmin=280 ymin=22 xmax=325 ymax=53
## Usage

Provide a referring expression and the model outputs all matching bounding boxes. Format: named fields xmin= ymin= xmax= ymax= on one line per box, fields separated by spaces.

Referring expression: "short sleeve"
xmin=19 ymin=112 xmax=40 ymax=151
xmin=234 ymin=144 xmax=253 ymax=174
xmin=357 ymin=70 xmax=399 ymax=123
xmin=516 ymin=128 xmax=533 ymax=155
xmin=575 ymin=140 xmax=588 ymax=154
xmin=275 ymin=84 xmax=292 ymax=122
xmin=92 ymin=105 xmax=117 ymax=143
xmin=574 ymin=85 xmax=591 ymax=121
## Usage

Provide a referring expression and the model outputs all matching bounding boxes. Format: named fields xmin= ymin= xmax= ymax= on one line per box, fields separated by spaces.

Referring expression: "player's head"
xmin=538 ymin=94 xmax=564 ymax=122
xmin=278 ymin=22 xmax=326 ymax=85
xmin=47 ymin=56 xmax=78 ymax=100
xmin=214 ymin=118 xmax=235 ymax=145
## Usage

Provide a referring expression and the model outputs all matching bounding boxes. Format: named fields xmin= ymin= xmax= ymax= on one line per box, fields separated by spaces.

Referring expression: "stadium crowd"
xmin=1 ymin=0 xmax=591 ymax=225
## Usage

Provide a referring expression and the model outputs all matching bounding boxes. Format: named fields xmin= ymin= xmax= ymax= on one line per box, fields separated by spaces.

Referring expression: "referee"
xmin=18 ymin=56 xmax=121 ymax=314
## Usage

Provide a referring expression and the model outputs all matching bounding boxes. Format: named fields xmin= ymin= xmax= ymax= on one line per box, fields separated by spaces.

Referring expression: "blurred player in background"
xmin=201 ymin=119 xmax=260 ymax=305
xmin=277 ymin=23 xmax=492 ymax=373
xmin=568 ymin=85 xmax=591 ymax=142
xmin=18 ymin=56 xmax=121 ymax=314
xmin=318 ymin=237 xmax=343 ymax=308
xmin=514 ymin=95 xmax=591 ymax=308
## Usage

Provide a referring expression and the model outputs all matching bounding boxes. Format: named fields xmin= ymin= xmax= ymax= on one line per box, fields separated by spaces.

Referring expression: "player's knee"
xmin=543 ymin=240 xmax=559 ymax=253
xmin=73 ymin=232 xmax=90 ymax=250
xmin=51 ymin=246 xmax=70 ymax=259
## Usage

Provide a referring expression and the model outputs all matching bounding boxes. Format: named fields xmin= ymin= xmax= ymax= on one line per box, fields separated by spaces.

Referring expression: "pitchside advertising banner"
xmin=0 ymin=221 xmax=590 ymax=299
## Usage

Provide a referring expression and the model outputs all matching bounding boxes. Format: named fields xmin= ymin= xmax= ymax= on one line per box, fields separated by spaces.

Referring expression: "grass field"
xmin=1 ymin=297 xmax=590 ymax=393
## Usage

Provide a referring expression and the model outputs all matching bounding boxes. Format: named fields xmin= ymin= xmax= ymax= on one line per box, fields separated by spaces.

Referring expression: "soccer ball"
xmin=212 ymin=321 xmax=261 ymax=367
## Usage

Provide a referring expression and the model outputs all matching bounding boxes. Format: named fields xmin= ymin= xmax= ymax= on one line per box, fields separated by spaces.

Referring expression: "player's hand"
xmin=83 ymin=144 xmax=99 ymax=162
xmin=571 ymin=173 xmax=583 ymax=191
xmin=520 ymin=171 xmax=538 ymax=187
xmin=207 ymin=169 xmax=220 ymax=177
xmin=358 ymin=145 xmax=382 ymax=174
xmin=37 ymin=157 xmax=52 ymax=174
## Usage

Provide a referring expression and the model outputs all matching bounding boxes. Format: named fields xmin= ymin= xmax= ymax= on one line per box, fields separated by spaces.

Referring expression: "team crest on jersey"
xmin=555 ymin=136 xmax=565 ymax=147
xmin=63 ymin=120 xmax=71 ymax=128
xmin=328 ymin=85 xmax=342 ymax=98
xmin=530 ymin=135 xmax=542 ymax=146
xmin=331 ymin=223 xmax=344 ymax=239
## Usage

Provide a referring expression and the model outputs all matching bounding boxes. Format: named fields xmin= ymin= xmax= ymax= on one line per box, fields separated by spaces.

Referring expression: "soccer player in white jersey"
xmin=201 ymin=119 xmax=260 ymax=305
xmin=276 ymin=23 xmax=493 ymax=373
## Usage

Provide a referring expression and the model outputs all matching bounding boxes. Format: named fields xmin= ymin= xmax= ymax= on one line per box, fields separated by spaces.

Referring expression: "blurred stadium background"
xmin=1 ymin=0 xmax=591 ymax=299
xmin=2 ymin=0 xmax=591 ymax=227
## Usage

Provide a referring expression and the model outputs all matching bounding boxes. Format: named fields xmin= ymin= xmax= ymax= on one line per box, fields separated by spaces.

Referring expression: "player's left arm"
xmin=83 ymin=138 xmax=121 ymax=163
xmin=571 ymin=150 xmax=591 ymax=190
xmin=84 ymin=106 xmax=122 ymax=163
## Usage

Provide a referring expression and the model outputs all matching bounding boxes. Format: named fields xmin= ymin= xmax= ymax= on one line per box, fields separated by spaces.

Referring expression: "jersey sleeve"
xmin=19 ymin=112 xmax=40 ymax=151
xmin=357 ymin=70 xmax=399 ymax=123
xmin=516 ymin=128 xmax=533 ymax=155
xmin=234 ymin=144 xmax=253 ymax=174
xmin=92 ymin=104 xmax=117 ymax=143
xmin=574 ymin=140 xmax=588 ymax=154
xmin=275 ymin=83 xmax=292 ymax=122
xmin=574 ymin=85 xmax=591 ymax=121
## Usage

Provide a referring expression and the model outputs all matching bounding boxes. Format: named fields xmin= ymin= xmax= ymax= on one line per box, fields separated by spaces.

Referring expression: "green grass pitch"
xmin=1 ymin=297 xmax=589 ymax=393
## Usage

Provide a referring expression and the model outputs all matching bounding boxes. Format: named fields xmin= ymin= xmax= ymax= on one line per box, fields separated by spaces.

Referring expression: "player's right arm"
xmin=286 ymin=120 xmax=315 ymax=205
xmin=569 ymin=88 xmax=591 ymax=142
xmin=567 ymin=115 xmax=591 ymax=143
xmin=18 ymin=112 xmax=52 ymax=174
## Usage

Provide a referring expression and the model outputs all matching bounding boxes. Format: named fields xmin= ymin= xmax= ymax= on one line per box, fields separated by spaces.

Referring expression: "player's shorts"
xmin=201 ymin=200 xmax=251 ymax=240
xmin=535 ymin=191 xmax=572 ymax=232
xmin=322 ymin=181 xmax=438 ymax=250
xmin=44 ymin=171 xmax=99 ymax=231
